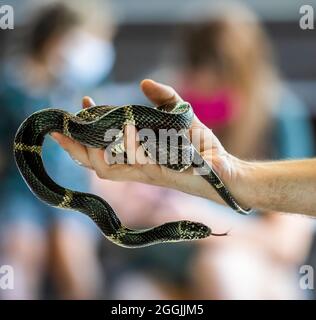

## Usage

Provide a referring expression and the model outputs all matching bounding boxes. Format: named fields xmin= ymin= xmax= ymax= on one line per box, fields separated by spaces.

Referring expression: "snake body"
xmin=14 ymin=102 xmax=250 ymax=248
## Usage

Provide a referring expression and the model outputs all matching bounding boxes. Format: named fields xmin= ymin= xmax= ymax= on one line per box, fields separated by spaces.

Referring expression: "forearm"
xmin=233 ymin=158 xmax=316 ymax=216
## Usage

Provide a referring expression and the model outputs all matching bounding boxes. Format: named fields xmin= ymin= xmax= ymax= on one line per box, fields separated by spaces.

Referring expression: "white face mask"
xmin=52 ymin=30 xmax=115 ymax=88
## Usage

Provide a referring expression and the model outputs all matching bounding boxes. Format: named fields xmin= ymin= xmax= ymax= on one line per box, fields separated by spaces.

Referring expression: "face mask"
xmin=181 ymin=88 xmax=239 ymax=128
xmin=52 ymin=31 xmax=115 ymax=88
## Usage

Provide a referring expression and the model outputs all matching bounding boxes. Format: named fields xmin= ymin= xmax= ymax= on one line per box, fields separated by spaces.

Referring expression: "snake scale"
xmin=14 ymin=102 xmax=251 ymax=248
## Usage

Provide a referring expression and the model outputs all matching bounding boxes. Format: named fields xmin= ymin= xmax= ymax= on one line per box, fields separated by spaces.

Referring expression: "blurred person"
xmin=108 ymin=4 xmax=314 ymax=299
xmin=177 ymin=6 xmax=314 ymax=160
xmin=0 ymin=1 xmax=114 ymax=299
xmin=168 ymin=4 xmax=315 ymax=299
xmin=53 ymin=4 xmax=315 ymax=299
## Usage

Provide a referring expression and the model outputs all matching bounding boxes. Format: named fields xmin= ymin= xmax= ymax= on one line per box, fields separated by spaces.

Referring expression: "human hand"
xmin=51 ymin=79 xmax=247 ymax=206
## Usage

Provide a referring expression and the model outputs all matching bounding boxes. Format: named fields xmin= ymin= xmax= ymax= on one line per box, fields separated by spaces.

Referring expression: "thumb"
xmin=140 ymin=79 xmax=182 ymax=107
xmin=140 ymin=79 xmax=203 ymax=128
xmin=82 ymin=96 xmax=96 ymax=109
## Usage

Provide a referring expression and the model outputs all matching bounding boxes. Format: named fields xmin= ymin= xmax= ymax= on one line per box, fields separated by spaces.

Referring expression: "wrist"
xmin=200 ymin=152 xmax=257 ymax=208
xmin=229 ymin=157 xmax=259 ymax=210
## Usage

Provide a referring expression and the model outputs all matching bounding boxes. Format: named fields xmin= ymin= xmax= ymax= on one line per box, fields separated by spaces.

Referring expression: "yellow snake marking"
xmin=14 ymin=143 xmax=42 ymax=155
xmin=178 ymin=163 xmax=191 ymax=173
xmin=178 ymin=221 xmax=192 ymax=240
xmin=124 ymin=105 xmax=136 ymax=126
xmin=78 ymin=109 xmax=100 ymax=121
xmin=108 ymin=227 xmax=127 ymax=244
xmin=77 ymin=109 xmax=91 ymax=120
xmin=111 ymin=141 xmax=125 ymax=155
xmin=215 ymin=182 xmax=224 ymax=189
xmin=58 ymin=189 xmax=73 ymax=208
xmin=63 ymin=114 xmax=71 ymax=137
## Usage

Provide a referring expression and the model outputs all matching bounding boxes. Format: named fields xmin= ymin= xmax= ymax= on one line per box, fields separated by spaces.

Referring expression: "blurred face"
xmin=180 ymin=67 xmax=240 ymax=129
xmin=44 ymin=27 xmax=115 ymax=88
xmin=185 ymin=66 xmax=221 ymax=95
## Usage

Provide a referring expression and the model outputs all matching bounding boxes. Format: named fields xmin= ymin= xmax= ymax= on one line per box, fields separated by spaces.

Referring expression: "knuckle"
xmin=95 ymin=168 xmax=106 ymax=179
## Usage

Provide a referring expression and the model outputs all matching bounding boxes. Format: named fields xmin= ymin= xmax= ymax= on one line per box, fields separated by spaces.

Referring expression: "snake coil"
xmin=14 ymin=102 xmax=251 ymax=248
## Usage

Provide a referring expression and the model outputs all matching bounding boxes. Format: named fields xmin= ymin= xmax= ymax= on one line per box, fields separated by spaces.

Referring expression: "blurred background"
xmin=0 ymin=0 xmax=316 ymax=299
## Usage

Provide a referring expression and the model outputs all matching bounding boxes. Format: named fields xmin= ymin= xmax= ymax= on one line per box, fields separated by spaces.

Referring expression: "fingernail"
xmin=83 ymin=96 xmax=95 ymax=105
xmin=141 ymin=79 xmax=157 ymax=87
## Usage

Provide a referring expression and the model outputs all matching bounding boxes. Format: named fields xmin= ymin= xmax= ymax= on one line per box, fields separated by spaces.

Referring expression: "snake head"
xmin=178 ymin=221 xmax=212 ymax=240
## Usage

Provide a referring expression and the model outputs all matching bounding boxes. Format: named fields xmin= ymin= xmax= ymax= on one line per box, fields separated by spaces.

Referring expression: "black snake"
xmin=14 ymin=102 xmax=251 ymax=248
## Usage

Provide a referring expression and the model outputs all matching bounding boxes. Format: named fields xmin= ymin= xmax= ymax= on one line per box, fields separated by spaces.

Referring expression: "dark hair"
xmin=183 ymin=21 xmax=226 ymax=70
xmin=28 ymin=3 xmax=79 ymax=59
xmin=181 ymin=14 xmax=275 ymax=94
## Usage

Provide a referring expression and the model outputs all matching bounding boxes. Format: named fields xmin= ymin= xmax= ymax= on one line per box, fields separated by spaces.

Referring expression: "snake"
xmin=14 ymin=102 xmax=251 ymax=248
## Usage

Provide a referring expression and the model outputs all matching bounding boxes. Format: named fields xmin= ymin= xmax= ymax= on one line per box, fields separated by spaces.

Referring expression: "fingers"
xmin=50 ymin=96 xmax=96 ymax=168
xmin=80 ymin=96 xmax=140 ymax=179
xmin=140 ymin=79 xmax=183 ymax=106
xmin=124 ymin=124 xmax=149 ymax=165
xmin=51 ymin=133 xmax=92 ymax=168
xmin=82 ymin=96 xmax=110 ymax=174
